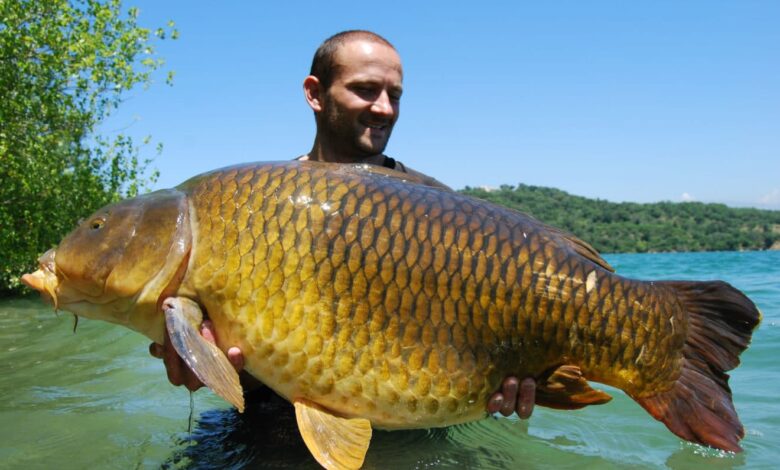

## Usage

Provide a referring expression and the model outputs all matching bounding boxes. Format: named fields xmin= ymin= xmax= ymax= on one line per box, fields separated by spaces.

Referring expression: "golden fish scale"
xmin=180 ymin=163 xmax=685 ymax=427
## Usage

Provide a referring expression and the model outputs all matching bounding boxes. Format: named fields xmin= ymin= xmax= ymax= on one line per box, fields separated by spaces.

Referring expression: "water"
xmin=1 ymin=251 xmax=778 ymax=469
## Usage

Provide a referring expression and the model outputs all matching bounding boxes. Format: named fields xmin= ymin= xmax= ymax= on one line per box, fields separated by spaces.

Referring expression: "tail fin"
xmin=635 ymin=281 xmax=761 ymax=452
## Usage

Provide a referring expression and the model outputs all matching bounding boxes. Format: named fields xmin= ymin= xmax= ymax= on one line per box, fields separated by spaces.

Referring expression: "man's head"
xmin=304 ymin=30 xmax=403 ymax=160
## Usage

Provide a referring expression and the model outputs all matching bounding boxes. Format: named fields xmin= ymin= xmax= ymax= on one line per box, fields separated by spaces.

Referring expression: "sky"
xmin=109 ymin=1 xmax=780 ymax=209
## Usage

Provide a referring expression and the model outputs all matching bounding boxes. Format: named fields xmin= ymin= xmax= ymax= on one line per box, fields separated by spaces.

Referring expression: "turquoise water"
xmin=1 ymin=251 xmax=777 ymax=469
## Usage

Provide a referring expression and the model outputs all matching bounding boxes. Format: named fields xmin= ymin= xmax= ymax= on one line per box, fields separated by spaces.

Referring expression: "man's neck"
xmin=304 ymin=142 xmax=386 ymax=165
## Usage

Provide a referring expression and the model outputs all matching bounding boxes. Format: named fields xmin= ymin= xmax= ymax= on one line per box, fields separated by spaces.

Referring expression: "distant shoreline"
xmin=461 ymin=184 xmax=780 ymax=254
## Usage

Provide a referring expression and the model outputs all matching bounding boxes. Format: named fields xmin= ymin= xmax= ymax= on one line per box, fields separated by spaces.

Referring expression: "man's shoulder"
xmin=388 ymin=157 xmax=451 ymax=190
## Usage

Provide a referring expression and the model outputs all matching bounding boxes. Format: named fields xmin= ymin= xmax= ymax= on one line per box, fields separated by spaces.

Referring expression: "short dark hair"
xmin=309 ymin=30 xmax=397 ymax=90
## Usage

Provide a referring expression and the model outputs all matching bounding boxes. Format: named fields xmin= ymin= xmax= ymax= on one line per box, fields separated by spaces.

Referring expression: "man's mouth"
xmin=363 ymin=121 xmax=389 ymax=130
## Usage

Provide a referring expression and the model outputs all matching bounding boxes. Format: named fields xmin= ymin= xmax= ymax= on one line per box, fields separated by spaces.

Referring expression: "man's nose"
xmin=370 ymin=91 xmax=395 ymax=117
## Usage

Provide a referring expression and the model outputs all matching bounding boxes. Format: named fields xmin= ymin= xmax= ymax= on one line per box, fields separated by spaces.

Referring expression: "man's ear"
xmin=303 ymin=75 xmax=323 ymax=112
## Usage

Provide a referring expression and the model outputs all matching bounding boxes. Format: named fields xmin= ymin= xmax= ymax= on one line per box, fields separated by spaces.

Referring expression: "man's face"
xmin=318 ymin=40 xmax=403 ymax=159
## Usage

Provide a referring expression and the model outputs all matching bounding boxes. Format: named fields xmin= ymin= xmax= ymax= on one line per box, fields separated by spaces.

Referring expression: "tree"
xmin=459 ymin=184 xmax=780 ymax=254
xmin=0 ymin=0 xmax=177 ymax=294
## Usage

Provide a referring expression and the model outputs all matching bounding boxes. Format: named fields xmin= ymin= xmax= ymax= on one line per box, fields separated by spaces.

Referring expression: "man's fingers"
xmin=499 ymin=377 xmax=519 ymax=417
xmin=149 ymin=342 xmax=163 ymax=359
xmin=200 ymin=319 xmax=216 ymax=344
xmin=162 ymin=330 xmax=184 ymax=387
xmin=227 ymin=347 xmax=244 ymax=371
xmin=487 ymin=393 xmax=504 ymax=414
xmin=183 ymin=370 xmax=204 ymax=391
xmin=516 ymin=377 xmax=536 ymax=419
xmin=199 ymin=319 xmax=244 ymax=372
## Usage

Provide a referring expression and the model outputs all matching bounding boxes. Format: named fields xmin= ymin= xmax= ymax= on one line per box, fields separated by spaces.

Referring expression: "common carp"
xmin=23 ymin=161 xmax=760 ymax=469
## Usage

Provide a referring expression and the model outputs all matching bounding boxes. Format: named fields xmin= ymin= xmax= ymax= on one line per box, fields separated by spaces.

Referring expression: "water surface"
xmin=1 ymin=251 xmax=778 ymax=469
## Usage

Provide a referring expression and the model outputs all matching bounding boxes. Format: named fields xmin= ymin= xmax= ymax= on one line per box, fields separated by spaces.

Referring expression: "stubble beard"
xmin=320 ymin=97 xmax=392 ymax=160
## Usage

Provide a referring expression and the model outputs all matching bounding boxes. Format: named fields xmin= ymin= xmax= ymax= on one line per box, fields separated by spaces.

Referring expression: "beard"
xmin=319 ymin=94 xmax=394 ymax=159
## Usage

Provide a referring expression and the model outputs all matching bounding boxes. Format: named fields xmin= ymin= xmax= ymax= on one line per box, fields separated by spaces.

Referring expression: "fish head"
xmin=22 ymin=189 xmax=191 ymax=342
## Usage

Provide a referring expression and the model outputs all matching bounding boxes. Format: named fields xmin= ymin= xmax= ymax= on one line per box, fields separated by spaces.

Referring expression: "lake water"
xmin=1 ymin=251 xmax=778 ymax=469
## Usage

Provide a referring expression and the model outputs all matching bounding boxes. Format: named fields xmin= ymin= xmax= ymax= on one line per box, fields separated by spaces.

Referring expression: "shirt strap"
xmin=384 ymin=155 xmax=407 ymax=173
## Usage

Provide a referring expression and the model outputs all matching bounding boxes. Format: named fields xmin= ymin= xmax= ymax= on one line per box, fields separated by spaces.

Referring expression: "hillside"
xmin=459 ymin=184 xmax=780 ymax=253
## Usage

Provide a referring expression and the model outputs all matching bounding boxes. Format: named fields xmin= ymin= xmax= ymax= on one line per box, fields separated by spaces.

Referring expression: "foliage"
xmin=461 ymin=184 xmax=780 ymax=254
xmin=0 ymin=0 xmax=176 ymax=294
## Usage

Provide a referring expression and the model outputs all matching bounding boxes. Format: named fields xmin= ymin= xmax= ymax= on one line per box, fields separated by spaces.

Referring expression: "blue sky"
xmin=110 ymin=1 xmax=779 ymax=209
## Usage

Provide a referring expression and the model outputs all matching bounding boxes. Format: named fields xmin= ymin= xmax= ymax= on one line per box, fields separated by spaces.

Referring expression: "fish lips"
xmin=22 ymin=268 xmax=60 ymax=309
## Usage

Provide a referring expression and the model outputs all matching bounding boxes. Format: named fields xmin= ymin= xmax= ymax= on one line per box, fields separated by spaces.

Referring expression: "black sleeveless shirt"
xmin=295 ymin=155 xmax=407 ymax=173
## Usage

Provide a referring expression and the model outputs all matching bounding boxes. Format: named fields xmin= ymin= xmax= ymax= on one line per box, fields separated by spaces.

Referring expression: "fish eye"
xmin=90 ymin=218 xmax=105 ymax=230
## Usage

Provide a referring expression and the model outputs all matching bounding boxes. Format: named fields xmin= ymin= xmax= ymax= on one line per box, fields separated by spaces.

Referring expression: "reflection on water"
xmin=167 ymin=392 xmax=314 ymax=469
xmin=2 ymin=251 xmax=779 ymax=469
xmin=166 ymin=388 xmax=510 ymax=469
xmin=164 ymin=391 xmax=611 ymax=470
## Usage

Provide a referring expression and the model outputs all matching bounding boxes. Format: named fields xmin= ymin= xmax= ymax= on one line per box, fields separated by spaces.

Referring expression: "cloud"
xmin=681 ymin=192 xmax=695 ymax=202
xmin=758 ymin=188 xmax=780 ymax=205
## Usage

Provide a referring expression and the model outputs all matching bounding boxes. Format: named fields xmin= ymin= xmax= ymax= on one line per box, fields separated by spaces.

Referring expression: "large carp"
xmin=23 ymin=161 xmax=760 ymax=469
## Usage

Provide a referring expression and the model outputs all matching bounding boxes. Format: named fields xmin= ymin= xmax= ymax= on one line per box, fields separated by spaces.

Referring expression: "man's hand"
xmin=149 ymin=319 xmax=244 ymax=391
xmin=487 ymin=377 xmax=536 ymax=419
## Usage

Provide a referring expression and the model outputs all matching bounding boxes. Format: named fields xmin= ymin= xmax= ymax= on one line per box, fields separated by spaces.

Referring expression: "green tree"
xmin=460 ymin=184 xmax=780 ymax=254
xmin=0 ymin=0 xmax=177 ymax=294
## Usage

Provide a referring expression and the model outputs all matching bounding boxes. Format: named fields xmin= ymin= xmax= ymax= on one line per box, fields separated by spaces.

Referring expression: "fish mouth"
xmin=21 ymin=249 xmax=61 ymax=309
xmin=21 ymin=249 xmax=130 ymax=309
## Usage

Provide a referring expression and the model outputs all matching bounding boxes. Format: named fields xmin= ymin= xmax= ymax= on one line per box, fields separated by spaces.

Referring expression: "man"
xmin=295 ymin=30 xmax=446 ymax=188
xmin=150 ymin=30 xmax=535 ymax=419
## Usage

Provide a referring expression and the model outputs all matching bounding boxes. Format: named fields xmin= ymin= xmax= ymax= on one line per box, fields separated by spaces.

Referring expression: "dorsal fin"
xmin=541 ymin=222 xmax=614 ymax=272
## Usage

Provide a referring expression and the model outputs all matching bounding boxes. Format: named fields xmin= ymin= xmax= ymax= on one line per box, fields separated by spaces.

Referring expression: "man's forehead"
xmin=352 ymin=40 xmax=385 ymax=56
xmin=332 ymin=39 xmax=403 ymax=75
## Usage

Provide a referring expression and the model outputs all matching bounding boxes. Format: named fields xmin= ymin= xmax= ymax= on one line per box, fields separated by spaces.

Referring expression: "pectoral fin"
xmin=163 ymin=297 xmax=245 ymax=412
xmin=536 ymin=365 xmax=612 ymax=409
xmin=294 ymin=398 xmax=372 ymax=470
